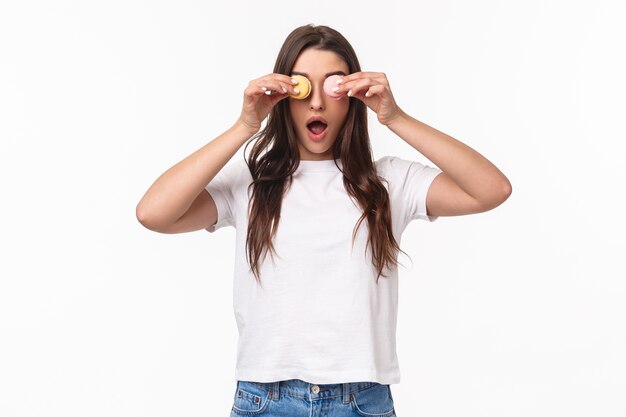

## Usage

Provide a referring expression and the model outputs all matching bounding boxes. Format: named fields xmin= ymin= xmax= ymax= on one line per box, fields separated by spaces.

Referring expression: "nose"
xmin=308 ymin=80 xmax=325 ymax=110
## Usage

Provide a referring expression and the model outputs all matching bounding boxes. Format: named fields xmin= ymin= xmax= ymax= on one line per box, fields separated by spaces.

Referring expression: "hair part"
xmin=241 ymin=24 xmax=411 ymax=288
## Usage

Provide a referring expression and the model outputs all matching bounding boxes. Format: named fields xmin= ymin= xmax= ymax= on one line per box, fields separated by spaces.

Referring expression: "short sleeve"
xmin=204 ymin=160 xmax=243 ymax=233
xmin=381 ymin=155 xmax=443 ymax=223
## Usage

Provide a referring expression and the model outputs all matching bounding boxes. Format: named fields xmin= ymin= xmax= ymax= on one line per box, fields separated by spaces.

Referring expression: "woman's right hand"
xmin=237 ymin=74 xmax=299 ymax=134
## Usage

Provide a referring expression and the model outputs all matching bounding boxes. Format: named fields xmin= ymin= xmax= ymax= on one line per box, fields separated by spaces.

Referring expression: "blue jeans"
xmin=229 ymin=379 xmax=397 ymax=417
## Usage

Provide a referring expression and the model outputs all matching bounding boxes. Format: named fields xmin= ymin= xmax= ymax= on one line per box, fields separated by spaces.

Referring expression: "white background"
xmin=1 ymin=0 xmax=625 ymax=416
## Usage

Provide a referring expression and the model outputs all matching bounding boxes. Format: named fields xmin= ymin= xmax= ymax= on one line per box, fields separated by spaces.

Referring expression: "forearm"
xmin=136 ymin=120 xmax=255 ymax=230
xmin=387 ymin=109 xmax=512 ymax=201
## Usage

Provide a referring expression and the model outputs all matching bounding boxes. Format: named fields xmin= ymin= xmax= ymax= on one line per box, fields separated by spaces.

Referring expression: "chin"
xmin=304 ymin=145 xmax=332 ymax=155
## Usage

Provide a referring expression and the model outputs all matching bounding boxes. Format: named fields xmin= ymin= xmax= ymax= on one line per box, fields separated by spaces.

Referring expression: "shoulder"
xmin=373 ymin=155 xmax=395 ymax=175
xmin=208 ymin=158 xmax=252 ymax=191
xmin=374 ymin=155 xmax=425 ymax=177
xmin=222 ymin=158 xmax=251 ymax=179
xmin=229 ymin=158 xmax=249 ymax=171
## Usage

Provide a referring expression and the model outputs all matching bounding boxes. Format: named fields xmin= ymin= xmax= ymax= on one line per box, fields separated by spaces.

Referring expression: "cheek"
xmin=289 ymin=102 xmax=306 ymax=123
xmin=330 ymin=103 xmax=350 ymax=127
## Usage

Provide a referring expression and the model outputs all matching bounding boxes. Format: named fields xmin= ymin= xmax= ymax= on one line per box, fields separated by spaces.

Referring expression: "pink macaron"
xmin=324 ymin=75 xmax=346 ymax=100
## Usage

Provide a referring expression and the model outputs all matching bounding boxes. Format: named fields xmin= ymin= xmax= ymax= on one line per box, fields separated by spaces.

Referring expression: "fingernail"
xmin=294 ymin=88 xmax=300 ymax=94
xmin=282 ymin=87 xmax=287 ymax=93
xmin=291 ymin=78 xmax=298 ymax=84
xmin=332 ymin=86 xmax=340 ymax=92
xmin=336 ymin=78 xmax=343 ymax=84
xmin=347 ymin=89 xmax=352 ymax=97
xmin=261 ymin=87 xmax=267 ymax=91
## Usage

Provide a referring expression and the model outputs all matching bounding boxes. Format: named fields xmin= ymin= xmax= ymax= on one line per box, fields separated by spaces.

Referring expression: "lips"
xmin=306 ymin=116 xmax=328 ymax=135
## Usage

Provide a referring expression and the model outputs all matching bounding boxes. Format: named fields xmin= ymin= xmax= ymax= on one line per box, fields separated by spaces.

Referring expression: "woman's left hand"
xmin=336 ymin=71 xmax=403 ymax=126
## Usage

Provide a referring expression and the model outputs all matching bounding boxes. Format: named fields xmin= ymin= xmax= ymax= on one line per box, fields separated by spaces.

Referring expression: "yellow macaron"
xmin=290 ymin=75 xmax=311 ymax=99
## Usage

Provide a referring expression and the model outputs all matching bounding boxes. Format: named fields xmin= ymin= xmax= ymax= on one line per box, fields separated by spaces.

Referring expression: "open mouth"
xmin=307 ymin=120 xmax=328 ymax=135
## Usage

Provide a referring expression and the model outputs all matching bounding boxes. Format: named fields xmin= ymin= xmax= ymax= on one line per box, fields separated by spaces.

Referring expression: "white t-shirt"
xmin=205 ymin=156 xmax=442 ymax=385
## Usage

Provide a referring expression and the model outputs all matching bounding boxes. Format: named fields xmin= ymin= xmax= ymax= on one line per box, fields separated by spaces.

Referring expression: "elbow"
xmin=491 ymin=180 xmax=513 ymax=209
xmin=136 ymin=204 xmax=177 ymax=233
xmin=136 ymin=204 xmax=150 ymax=228
xmin=501 ymin=179 xmax=513 ymax=201
xmin=136 ymin=204 xmax=158 ymax=231
xmin=477 ymin=181 xmax=512 ymax=212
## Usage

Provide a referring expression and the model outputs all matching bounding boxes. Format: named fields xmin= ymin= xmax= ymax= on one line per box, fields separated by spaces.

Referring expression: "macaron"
xmin=324 ymin=75 xmax=346 ymax=100
xmin=290 ymin=75 xmax=311 ymax=99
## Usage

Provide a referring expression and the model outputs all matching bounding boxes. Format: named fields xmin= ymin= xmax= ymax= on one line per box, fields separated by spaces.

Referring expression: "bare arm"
xmin=387 ymin=110 xmax=512 ymax=216
xmin=136 ymin=73 xmax=298 ymax=233
xmin=135 ymin=120 xmax=254 ymax=232
xmin=335 ymin=72 xmax=512 ymax=217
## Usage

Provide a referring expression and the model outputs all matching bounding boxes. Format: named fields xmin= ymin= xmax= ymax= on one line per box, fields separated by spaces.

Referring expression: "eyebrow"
xmin=291 ymin=70 xmax=346 ymax=77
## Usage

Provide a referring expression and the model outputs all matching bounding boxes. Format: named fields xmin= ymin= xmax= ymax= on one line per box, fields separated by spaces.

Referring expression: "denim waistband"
xmin=245 ymin=379 xmax=381 ymax=402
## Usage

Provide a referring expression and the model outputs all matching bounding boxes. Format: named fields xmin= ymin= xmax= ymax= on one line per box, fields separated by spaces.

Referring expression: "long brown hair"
xmin=242 ymin=24 xmax=410 ymax=286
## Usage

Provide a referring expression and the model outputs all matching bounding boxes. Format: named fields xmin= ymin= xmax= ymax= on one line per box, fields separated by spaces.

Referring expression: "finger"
xmin=339 ymin=75 xmax=387 ymax=96
xmin=259 ymin=82 xmax=289 ymax=95
xmin=261 ymin=73 xmax=299 ymax=85
xmin=244 ymin=81 xmax=269 ymax=98
xmin=279 ymin=74 xmax=300 ymax=86
xmin=333 ymin=78 xmax=365 ymax=96
xmin=345 ymin=78 xmax=377 ymax=97
xmin=259 ymin=81 xmax=286 ymax=95
xmin=338 ymin=72 xmax=386 ymax=85
xmin=257 ymin=73 xmax=298 ymax=84
xmin=259 ymin=74 xmax=300 ymax=94
xmin=258 ymin=80 xmax=294 ymax=96
xmin=364 ymin=84 xmax=386 ymax=98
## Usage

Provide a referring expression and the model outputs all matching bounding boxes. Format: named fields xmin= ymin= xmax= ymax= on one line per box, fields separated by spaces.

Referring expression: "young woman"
xmin=137 ymin=24 xmax=511 ymax=417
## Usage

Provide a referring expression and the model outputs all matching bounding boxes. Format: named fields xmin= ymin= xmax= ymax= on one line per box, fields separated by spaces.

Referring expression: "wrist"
xmin=384 ymin=108 xmax=408 ymax=129
xmin=233 ymin=119 xmax=259 ymax=138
